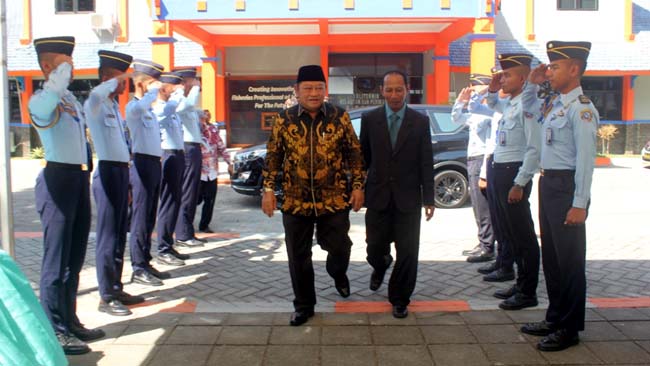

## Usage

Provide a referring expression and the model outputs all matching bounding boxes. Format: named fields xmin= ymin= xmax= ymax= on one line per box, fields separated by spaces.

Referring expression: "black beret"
xmin=546 ymin=41 xmax=591 ymax=62
xmin=132 ymin=59 xmax=164 ymax=79
xmin=497 ymin=53 xmax=533 ymax=70
xmin=297 ymin=65 xmax=326 ymax=83
xmin=469 ymin=73 xmax=491 ymax=86
xmin=34 ymin=36 xmax=75 ymax=56
xmin=159 ymin=72 xmax=183 ymax=85
xmin=172 ymin=67 xmax=197 ymax=78
xmin=98 ymin=50 xmax=132 ymax=72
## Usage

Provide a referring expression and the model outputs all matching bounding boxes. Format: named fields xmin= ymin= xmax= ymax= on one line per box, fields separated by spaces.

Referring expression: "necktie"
xmin=389 ymin=113 xmax=400 ymax=148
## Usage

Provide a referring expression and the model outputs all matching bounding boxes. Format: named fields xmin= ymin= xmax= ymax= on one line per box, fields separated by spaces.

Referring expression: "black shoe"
xmin=175 ymin=238 xmax=204 ymax=248
xmin=521 ymin=320 xmax=556 ymax=336
xmin=289 ymin=309 xmax=315 ymax=326
xmin=335 ymin=275 xmax=350 ymax=298
xmin=194 ymin=236 xmax=208 ymax=243
xmin=494 ymin=285 xmax=518 ymax=300
xmin=392 ymin=305 xmax=409 ymax=319
xmin=132 ymin=269 xmax=163 ymax=286
xmin=148 ymin=265 xmax=172 ymax=279
xmin=69 ymin=324 xmax=105 ymax=342
xmin=57 ymin=333 xmax=90 ymax=355
xmin=370 ymin=256 xmax=393 ymax=291
xmin=199 ymin=227 xmax=214 ymax=233
xmin=499 ymin=293 xmax=538 ymax=311
xmin=483 ymin=268 xmax=515 ymax=282
xmin=467 ymin=250 xmax=495 ymax=263
xmin=462 ymin=245 xmax=482 ymax=256
xmin=169 ymin=248 xmax=190 ymax=260
xmin=98 ymin=299 xmax=132 ymax=316
xmin=155 ymin=252 xmax=186 ymax=266
xmin=478 ymin=262 xmax=498 ymax=275
xmin=537 ymin=329 xmax=579 ymax=352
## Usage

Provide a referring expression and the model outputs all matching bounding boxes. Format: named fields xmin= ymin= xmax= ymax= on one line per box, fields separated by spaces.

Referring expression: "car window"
xmin=425 ymin=110 xmax=462 ymax=135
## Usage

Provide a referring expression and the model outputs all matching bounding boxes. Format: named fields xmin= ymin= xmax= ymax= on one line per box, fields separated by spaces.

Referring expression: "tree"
xmin=597 ymin=124 xmax=618 ymax=155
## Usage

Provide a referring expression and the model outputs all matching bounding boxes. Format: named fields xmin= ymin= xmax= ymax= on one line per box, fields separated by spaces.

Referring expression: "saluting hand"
xmin=529 ymin=64 xmax=548 ymax=85
xmin=261 ymin=191 xmax=276 ymax=217
xmin=424 ymin=205 xmax=435 ymax=221
xmin=488 ymin=74 xmax=501 ymax=93
xmin=349 ymin=189 xmax=364 ymax=212
xmin=564 ymin=207 xmax=587 ymax=226
xmin=457 ymin=87 xmax=472 ymax=103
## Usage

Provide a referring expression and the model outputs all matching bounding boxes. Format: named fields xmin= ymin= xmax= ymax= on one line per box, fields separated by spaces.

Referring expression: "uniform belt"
xmin=540 ymin=169 xmax=575 ymax=177
xmin=163 ymin=149 xmax=183 ymax=154
xmin=467 ymin=154 xmax=484 ymax=161
xmin=98 ymin=160 xmax=129 ymax=168
xmin=492 ymin=161 xmax=522 ymax=169
xmin=45 ymin=161 xmax=89 ymax=171
xmin=184 ymin=142 xmax=201 ymax=147
xmin=134 ymin=153 xmax=161 ymax=161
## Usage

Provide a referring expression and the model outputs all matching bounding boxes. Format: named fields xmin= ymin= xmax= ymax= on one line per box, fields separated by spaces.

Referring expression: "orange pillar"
xmin=431 ymin=46 xmax=450 ymax=105
xmin=622 ymin=75 xmax=634 ymax=121
xmin=19 ymin=76 xmax=33 ymax=124
xmin=320 ymin=46 xmax=329 ymax=83
xmin=119 ymin=78 xmax=129 ymax=116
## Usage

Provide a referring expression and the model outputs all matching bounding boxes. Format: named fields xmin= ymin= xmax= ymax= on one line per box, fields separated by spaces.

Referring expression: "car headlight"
xmin=235 ymin=149 xmax=267 ymax=162
xmin=238 ymin=171 xmax=251 ymax=180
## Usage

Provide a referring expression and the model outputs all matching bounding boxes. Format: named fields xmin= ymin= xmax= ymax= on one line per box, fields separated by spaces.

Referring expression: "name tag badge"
xmin=546 ymin=128 xmax=553 ymax=145
xmin=498 ymin=131 xmax=506 ymax=146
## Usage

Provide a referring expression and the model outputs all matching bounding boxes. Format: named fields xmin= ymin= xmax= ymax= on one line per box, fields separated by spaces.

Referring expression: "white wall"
xmin=634 ymin=76 xmax=650 ymax=119
xmin=225 ymin=47 xmax=320 ymax=76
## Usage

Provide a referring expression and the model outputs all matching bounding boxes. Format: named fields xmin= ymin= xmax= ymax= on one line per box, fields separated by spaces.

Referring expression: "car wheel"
xmin=434 ymin=169 xmax=469 ymax=209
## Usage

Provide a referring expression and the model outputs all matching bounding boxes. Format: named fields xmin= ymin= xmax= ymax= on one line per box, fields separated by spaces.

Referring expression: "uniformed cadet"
xmin=127 ymin=60 xmax=171 ymax=287
xmin=172 ymin=67 xmax=206 ymax=248
xmin=452 ymin=75 xmax=495 ymax=264
xmin=29 ymin=36 xmax=103 ymax=355
xmin=486 ymin=53 xmax=541 ymax=311
xmin=154 ymin=72 xmax=190 ymax=266
xmin=520 ymin=41 xmax=598 ymax=352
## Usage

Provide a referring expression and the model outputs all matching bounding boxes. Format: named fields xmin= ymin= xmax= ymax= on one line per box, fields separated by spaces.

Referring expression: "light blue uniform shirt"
xmin=84 ymin=78 xmax=130 ymax=162
xmin=487 ymin=83 xmax=541 ymax=186
xmin=524 ymin=85 xmax=598 ymax=208
xmin=153 ymin=89 xmax=184 ymax=150
xmin=126 ymin=87 xmax=162 ymax=157
xmin=452 ymin=93 xmax=492 ymax=158
xmin=385 ymin=102 xmax=406 ymax=133
xmin=28 ymin=62 xmax=88 ymax=164
xmin=176 ymin=86 xmax=202 ymax=143
xmin=479 ymin=111 xmax=503 ymax=179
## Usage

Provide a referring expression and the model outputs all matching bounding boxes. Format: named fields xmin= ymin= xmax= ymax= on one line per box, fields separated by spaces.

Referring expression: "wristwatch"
xmin=513 ymin=183 xmax=524 ymax=189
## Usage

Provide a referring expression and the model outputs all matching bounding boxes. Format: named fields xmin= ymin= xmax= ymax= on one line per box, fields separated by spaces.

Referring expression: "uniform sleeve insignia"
xmin=578 ymin=95 xmax=591 ymax=104
xmin=580 ymin=109 xmax=593 ymax=122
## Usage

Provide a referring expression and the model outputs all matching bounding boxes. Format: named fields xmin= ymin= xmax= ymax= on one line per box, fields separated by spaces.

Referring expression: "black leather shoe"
xmin=477 ymin=261 xmax=498 ymax=275
xmin=148 ymin=265 xmax=172 ymax=279
xmin=57 ymin=333 xmax=90 ymax=355
xmin=98 ymin=299 xmax=132 ymax=316
xmin=537 ymin=329 xmax=579 ymax=352
xmin=69 ymin=324 xmax=105 ymax=342
xmin=521 ymin=320 xmax=556 ymax=336
xmin=392 ymin=305 xmax=409 ymax=319
xmin=170 ymin=248 xmax=190 ymax=260
xmin=499 ymin=293 xmax=538 ymax=311
xmin=462 ymin=245 xmax=482 ymax=256
xmin=289 ymin=309 xmax=314 ymax=326
xmin=467 ymin=250 xmax=495 ymax=263
xmin=199 ymin=227 xmax=214 ymax=233
xmin=370 ymin=256 xmax=393 ymax=291
xmin=132 ymin=269 xmax=164 ymax=286
xmin=155 ymin=252 xmax=185 ymax=266
xmin=494 ymin=285 xmax=518 ymax=300
xmin=335 ymin=275 xmax=350 ymax=298
xmin=175 ymin=238 xmax=204 ymax=248
xmin=483 ymin=268 xmax=515 ymax=282
xmin=116 ymin=291 xmax=145 ymax=305
xmin=194 ymin=236 xmax=208 ymax=243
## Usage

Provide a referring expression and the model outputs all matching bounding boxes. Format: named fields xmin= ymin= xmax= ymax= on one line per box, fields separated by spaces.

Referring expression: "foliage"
xmin=30 ymin=146 xmax=45 ymax=159
xmin=597 ymin=125 xmax=618 ymax=155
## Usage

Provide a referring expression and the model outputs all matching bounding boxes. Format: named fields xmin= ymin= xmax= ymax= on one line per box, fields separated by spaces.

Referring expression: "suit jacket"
xmin=360 ymin=105 xmax=435 ymax=213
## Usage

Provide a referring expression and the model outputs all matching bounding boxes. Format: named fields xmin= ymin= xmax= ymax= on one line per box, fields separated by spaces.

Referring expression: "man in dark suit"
xmin=360 ymin=70 xmax=435 ymax=318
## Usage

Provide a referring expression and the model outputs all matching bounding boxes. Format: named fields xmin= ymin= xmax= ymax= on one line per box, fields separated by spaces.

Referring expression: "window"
xmin=557 ymin=0 xmax=598 ymax=10
xmin=55 ymin=0 xmax=95 ymax=13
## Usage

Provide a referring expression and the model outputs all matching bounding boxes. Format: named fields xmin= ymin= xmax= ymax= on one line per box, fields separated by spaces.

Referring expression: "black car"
xmin=231 ymin=105 xmax=470 ymax=209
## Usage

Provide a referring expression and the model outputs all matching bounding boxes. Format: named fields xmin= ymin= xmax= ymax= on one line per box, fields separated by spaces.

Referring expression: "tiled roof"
xmin=634 ymin=0 xmax=650 ymax=35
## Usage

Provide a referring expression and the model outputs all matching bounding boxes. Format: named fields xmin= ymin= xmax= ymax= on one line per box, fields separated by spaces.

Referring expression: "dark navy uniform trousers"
xmin=485 ymin=155 xmax=514 ymax=271
xmin=92 ymin=161 xmax=129 ymax=302
xmin=467 ymin=155 xmax=495 ymax=252
xmin=539 ymin=170 xmax=586 ymax=333
xmin=129 ymin=153 xmax=161 ymax=271
xmin=35 ymin=164 xmax=90 ymax=335
xmin=157 ymin=150 xmax=184 ymax=254
xmin=492 ymin=161 xmax=540 ymax=297
xmin=175 ymin=142 xmax=202 ymax=241
xmin=197 ymin=179 xmax=218 ymax=231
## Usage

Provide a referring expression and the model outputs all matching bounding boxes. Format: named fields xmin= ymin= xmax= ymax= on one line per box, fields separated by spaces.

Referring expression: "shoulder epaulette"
xmin=578 ymin=95 xmax=591 ymax=104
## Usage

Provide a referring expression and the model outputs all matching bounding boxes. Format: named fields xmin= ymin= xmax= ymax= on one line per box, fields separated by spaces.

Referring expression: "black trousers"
xmin=157 ymin=150 xmax=184 ymax=253
xmin=486 ymin=155 xmax=514 ymax=271
xmin=175 ymin=143 xmax=202 ymax=241
xmin=492 ymin=162 xmax=539 ymax=296
xmin=366 ymin=198 xmax=422 ymax=307
xmin=129 ymin=154 xmax=161 ymax=271
xmin=197 ymin=179 xmax=218 ymax=231
xmin=539 ymin=172 xmax=586 ymax=332
xmin=92 ymin=162 xmax=129 ymax=301
xmin=282 ymin=210 xmax=353 ymax=312
xmin=468 ymin=155 xmax=495 ymax=252
xmin=35 ymin=166 xmax=90 ymax=334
